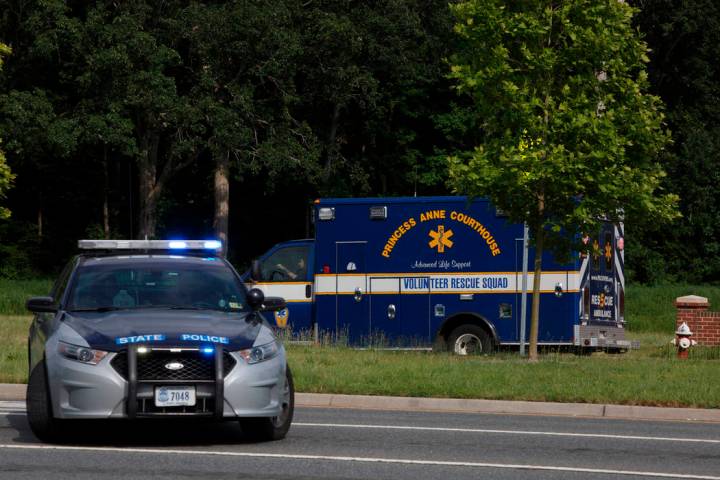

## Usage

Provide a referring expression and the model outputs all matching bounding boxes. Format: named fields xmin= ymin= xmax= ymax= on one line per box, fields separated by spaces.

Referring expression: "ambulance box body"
xmin=251 ymin=197 xmax=628 ymax=352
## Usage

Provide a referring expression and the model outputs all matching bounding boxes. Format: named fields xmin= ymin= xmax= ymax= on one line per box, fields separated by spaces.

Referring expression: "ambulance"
xmin=248 ymin=197 xmax=630 ymax=354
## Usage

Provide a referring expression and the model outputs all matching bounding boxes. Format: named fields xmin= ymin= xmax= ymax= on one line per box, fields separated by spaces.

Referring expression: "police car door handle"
xmin=354 ymin=288 xmax=362 ymax=302
xmin=305 ymin=284 xmax=312 ymax=298
xmin=387 ymin=304 xmax=396 ymax=320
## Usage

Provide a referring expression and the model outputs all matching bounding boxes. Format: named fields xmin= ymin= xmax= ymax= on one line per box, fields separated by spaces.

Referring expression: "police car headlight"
xmin=238 ymin=341 xmax=279 ymax=364
xmin=57 ymin=341 xmax=108 ymax=365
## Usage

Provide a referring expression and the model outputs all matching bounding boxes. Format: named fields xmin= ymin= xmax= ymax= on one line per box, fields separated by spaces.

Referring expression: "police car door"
xmin=335 ymin=241 xmax=369 ymax=344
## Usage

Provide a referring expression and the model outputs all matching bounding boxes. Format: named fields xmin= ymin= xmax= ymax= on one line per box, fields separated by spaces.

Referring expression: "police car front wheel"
xmin=240 ymin=365 xmax=294 ymax=441
xmin=26 ymin=360 xmax=65 ymax=443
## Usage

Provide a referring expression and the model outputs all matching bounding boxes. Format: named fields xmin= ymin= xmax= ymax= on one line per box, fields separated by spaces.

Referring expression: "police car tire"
xmin=448 ymin=324 xmax=493 ymax=355
xmin=240 ymin=365 xmax=295 ymax=441
xmin=26 ymin=361 xmax=63 ymax=443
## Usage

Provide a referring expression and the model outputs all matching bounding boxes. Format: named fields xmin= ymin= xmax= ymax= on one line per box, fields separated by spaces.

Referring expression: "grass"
xmin=288 ymin=337 xmax=720 ymax=408
xmin=625 ymin=283 xmax=720 ymax=333
xmin=0 ymin=315 xmax=29 ymax=384
xmin=0 ymin=278 xmax=53 ymax=315
xmin=2 ymin=314 xmax=719 ymax=408
xmin=3 ymin=280 xmax=720 ymax=408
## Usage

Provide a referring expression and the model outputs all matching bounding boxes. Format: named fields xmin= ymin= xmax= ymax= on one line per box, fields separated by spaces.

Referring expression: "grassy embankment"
xmin=0 ymin=278 xmax=53 ymax=383
xmin=1 ymin=280 xmax=719 ymax=407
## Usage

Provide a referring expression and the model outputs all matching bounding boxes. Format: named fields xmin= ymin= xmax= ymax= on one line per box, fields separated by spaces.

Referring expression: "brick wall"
xmin=675 ymin=295 xmax=720 ymax=346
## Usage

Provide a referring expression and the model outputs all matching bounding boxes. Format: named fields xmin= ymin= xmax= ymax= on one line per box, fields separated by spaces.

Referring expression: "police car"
xmin=25 ymin=240 xmax=294 ymax=442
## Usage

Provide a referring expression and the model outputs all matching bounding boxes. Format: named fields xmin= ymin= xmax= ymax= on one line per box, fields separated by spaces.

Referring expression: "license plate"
xmin=155 ymin=386 xmax=196 ymax=407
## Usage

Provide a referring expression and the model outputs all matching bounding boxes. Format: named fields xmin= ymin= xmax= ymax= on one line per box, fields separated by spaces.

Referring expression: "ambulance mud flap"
xmin=214 ymin=344 xmax=224 ymax=420
xmin=127 ymin=344 xmax=138 ymax=419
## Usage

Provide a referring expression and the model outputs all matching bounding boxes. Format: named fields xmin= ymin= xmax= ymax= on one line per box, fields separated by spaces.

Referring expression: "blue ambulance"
xmin=248 ymin=197 xmax=629 ymax=353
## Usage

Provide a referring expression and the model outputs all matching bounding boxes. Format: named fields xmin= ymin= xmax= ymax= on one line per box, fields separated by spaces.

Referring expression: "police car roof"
xmin=77 ymin=255 xmax=225 ymax=267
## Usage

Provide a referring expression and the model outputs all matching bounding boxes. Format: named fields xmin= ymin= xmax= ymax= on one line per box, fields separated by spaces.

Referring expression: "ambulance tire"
xmin=26 ymin=360 xmax=64 ymax=443
xmin=448 ymin=324 xmax=493 ymax=355
xmin=240 ymin=365 xmax=295 ymax=441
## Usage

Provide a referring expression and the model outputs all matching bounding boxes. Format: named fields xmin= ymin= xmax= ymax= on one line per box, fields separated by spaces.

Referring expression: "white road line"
xmin=0 ymin=443 xmax=717 ymax=480
xmin=1 ymin=408 xmax=717 ymax=445
xmin=294 ymin=422 xmax=720 ymax=445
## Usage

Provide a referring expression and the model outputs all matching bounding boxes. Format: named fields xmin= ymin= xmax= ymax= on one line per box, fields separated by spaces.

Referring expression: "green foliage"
xmin=0 ymin=145 xmax=12 ymax=220
xmin=0 ymin=42 xmax=13 ymax=219
xmin=294 ymin=0 xmax=457 ymax=196
xmin=448 ymin=0 xmax=678 ymax=255
xmin=0 ymin=220 xmax=47 ymax=279
xmin=447 ymin=0 xmax=680 ymax=358
xmin=626 ymin=283 xmax=720 ymax=333
xmin=0 ymin=279 xmax=52 ymax=314
xmin=182 ymin=1 xmax=320 ymax=187
xmin=630 ymin=0 xmax=720 ymax=283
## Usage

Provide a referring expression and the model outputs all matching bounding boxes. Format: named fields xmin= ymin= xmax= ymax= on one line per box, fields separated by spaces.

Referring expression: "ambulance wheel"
xmin=606 ymin=348 xmax=627 ymax=355
xmin=448 ymin=324 xmax=492 ymax=355
xmin=26 ymin=361 xmax=64 ymax=443
xmin=241 ymin=365 xmax=294 ymax=441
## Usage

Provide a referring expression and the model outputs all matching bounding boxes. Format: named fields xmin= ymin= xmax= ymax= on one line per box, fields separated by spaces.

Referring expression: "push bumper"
xmin=573 ymin=324 xmax=639 ymax=349
xmin=47 ymin=344 xmax=286 ymax=420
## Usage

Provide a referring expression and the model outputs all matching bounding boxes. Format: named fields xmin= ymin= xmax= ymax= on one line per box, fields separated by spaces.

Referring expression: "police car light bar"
xmin=78 ymin=240 xmax=223 ymax=251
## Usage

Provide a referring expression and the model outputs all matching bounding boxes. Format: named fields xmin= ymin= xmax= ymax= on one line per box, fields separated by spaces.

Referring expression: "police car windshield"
xmin=67 ymin=259 xmax=248 ymax=312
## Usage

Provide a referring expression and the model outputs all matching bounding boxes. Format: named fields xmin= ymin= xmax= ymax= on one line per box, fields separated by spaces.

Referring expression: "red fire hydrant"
xmin=671 ymin=322 xmax=697 ymax=359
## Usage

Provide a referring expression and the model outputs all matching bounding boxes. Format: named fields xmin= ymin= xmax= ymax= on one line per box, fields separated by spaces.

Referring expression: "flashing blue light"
xmin=169 ymin=241 xmax=187 ymax=249
xmin=204 ymin=240 xmax=222 ymax=250
xmin=201 ymin=347 xmax=215 ymax=354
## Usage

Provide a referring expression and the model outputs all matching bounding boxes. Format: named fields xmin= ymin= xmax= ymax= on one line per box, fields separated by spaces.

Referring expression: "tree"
xmin=83 ymin=2 xmax=196 ymax=240
xmin=0 ymin=42 xmax=12 ymax=220
xmin=182 ymin=0 xmax=320 ymax=256
xmin=630 ymin=0 xmax=720 ymax=283
xmin=295 ymin=0 xmax=458 ymax=196
xmin=448 ymin=0 xmax=678 ymax=360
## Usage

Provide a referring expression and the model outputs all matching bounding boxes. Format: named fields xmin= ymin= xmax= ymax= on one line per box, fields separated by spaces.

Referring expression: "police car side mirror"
xmin=261 ymin=296 xmax=287 ymax=312
xmin=26 ymin=296 xmax=58 ymax=313
xmin=247 ymin=288 xmax=265 ymax=310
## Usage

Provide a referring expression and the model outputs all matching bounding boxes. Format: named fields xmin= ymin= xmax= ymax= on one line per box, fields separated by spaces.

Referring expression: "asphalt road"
xmin=1 ymin=401 xmax=719 ymax=480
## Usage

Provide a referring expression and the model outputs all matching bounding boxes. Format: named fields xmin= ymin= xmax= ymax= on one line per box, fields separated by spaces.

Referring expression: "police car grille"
xmin=110 ymin=350 xmax=237 ymax=381
xmin=139 ymin=352 xmax=213 ymax=380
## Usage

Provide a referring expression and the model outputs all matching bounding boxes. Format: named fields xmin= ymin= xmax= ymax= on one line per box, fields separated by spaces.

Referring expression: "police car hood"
xmin=62 ymin=309 xmax=262 ymax=352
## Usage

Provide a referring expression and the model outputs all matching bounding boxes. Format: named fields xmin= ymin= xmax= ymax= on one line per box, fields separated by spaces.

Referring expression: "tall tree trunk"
xmin=213 ymin=152 xmax=230 ymax=257
xmin=138 ymin=161 xmax=157 ymax=239
xmin=137 ymin=134 xmax=160 ymax=239
xmin=324 ymin=103 xmax=341 ymax=177
xmin=103 ymin=146 xmax=110 ymax=239
xmin=37 ymin=190 xmax=42 ymax=238
xmin=529 ymin=195 xmax=545 ymax=362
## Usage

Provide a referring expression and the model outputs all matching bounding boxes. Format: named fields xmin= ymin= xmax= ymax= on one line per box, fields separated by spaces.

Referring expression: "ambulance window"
xmin=604 ymin=232 xmax=613 ymax=271
xmin=260 ymin=247 xmax=309 ymax=282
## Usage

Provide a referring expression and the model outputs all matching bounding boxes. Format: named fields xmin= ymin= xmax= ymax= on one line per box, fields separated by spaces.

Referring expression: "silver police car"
xmin=25 ymin=240 xmax=294 ymax=442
